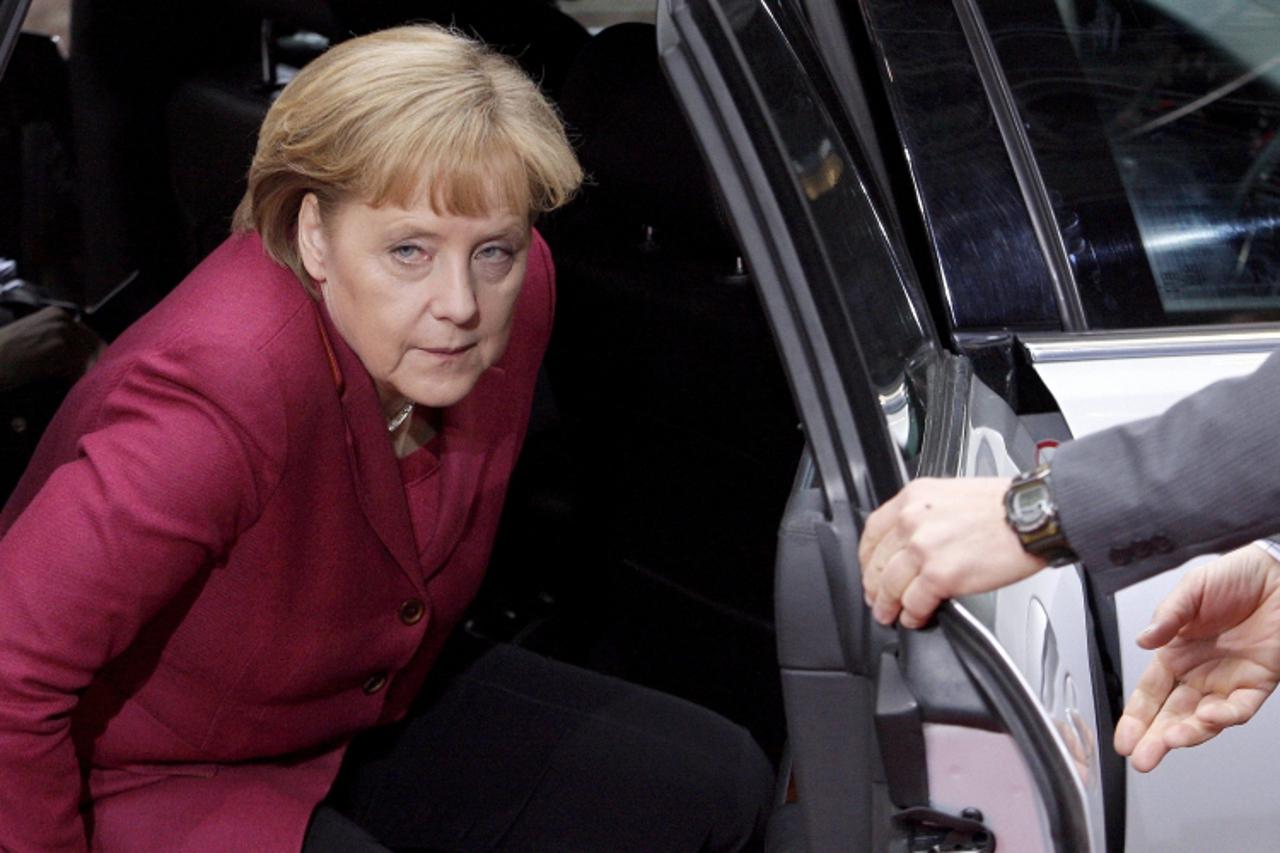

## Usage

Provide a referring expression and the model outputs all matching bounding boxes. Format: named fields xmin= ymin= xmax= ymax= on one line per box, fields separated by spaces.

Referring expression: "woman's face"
xmin=297 ymin=192 xmax=530 ymax=411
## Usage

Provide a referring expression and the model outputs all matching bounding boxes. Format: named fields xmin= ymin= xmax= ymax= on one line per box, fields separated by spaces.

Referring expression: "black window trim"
xmin=0 ymin=0 xmax=32 ymax=80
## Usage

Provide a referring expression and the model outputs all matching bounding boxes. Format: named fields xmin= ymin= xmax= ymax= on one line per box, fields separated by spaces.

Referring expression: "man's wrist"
xmin=1005 ymin=464 xmax=1078 ymax=567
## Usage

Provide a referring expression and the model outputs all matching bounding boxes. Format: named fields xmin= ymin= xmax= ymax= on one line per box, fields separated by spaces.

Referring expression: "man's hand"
xmin=858 ymin=477 xmax=1046 ymax=629
xmin=1114 ymin=544 xmax=1280 ymax=772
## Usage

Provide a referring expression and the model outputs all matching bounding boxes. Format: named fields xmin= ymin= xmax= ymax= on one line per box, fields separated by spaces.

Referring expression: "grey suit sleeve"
xmin=1053 ymin=348 xmax=1280 ymax=590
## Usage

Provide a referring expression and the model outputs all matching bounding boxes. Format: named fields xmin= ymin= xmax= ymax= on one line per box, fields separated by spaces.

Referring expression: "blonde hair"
xmin=233 ymin=25 xmax=582 ymax=289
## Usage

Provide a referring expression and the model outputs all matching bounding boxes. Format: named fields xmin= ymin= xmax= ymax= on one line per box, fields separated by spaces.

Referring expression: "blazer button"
xmin=399 ymin=598 xmax=426 ymax=626
xmin=1109 ymin=546 xmax=1133 ymax=566
xmin=1152 ymin=535 xmax=1174 ymax=554
xmin=362 ymin=672 xmax=387 ymax=695
xmin=1132 ymin=539 xmax=1154 ymax=559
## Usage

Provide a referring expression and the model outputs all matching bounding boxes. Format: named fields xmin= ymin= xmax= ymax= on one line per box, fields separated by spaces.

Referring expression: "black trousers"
xmin=302 ymin=638 xmax=775 ymax=852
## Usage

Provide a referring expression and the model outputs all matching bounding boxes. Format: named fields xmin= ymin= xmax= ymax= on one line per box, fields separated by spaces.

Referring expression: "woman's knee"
xmin=703 ymin=720 xmax=776 ymax=852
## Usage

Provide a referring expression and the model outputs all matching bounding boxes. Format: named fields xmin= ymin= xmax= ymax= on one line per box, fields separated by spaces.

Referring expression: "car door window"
xmin=980 ymin=0 xmax=1280 ymax=326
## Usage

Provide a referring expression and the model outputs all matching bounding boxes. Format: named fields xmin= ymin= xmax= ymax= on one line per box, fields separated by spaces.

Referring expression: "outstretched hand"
xmin=858 ymin=477 xmax=1046 ymax=629
xmin=1114 ymin=544 xmax=1280 ymax=772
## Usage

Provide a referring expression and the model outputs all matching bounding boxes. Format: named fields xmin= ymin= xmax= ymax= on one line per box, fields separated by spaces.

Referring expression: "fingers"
xmin=1189 ymin=688 xmax=1267 ymax=734
xmin=1117 ymin=670 xmax=1268 ymax=772
xmin=857 ymin=488 xmax=899 ymax=568
xmin=860 ymin=477 xmax=1028 ymax=629
xmin=898 ymin=575 xmax=944 ymax=630
xmin=870 ymin=510 xmax=946 ymax=627
xmin=1126 ymin=681 xmax=1201 ymax=772
xmin=1127 ymin=727 xmax=1172 ymax=773
xmin=1137 ymin=611 xmax=1190 ymax=651
xmin=870 ymin=540 xmax=957 ymax=629
xmin=862 ymin=480 xmax=948 ymax=622
xmin=872 ymin=547 xmax=918 ymax=626
xmin=861 ymin=525 xmax=912 ymax=614
xmin=1152 ymin=686 xmax=1249 ymax=768
xmin=1114 ymin=656 xmax=1177 ymax=757
xmin=1138 ymin=569 xmax=1206 ymax=650
xmin=859 ymin=491 xmax=906 ymax=601
xmin=861 ymin=524 xmax=905 ymax=608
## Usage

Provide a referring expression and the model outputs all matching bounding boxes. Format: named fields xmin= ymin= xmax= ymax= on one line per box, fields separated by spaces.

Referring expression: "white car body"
xmin=1026 ymin=333 xmax=1280 ymax=850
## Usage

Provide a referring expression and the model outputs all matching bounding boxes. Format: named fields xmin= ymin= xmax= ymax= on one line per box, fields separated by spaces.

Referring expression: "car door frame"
xmin=657 ymin=0 xmax=1096 ymax=848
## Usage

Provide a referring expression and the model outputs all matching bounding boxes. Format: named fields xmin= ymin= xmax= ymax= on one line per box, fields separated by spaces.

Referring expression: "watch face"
xmin=1010 ymin=482 xmax=1050 ymax=528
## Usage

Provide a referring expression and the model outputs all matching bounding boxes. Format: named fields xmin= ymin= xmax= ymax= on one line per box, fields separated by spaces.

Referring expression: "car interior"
xmin=0 ymin=0 xmax=800 ymax=804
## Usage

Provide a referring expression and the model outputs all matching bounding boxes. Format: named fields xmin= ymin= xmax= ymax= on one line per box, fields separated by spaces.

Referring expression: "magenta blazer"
xmin=0 ymin=231 xmax=554 ymax=850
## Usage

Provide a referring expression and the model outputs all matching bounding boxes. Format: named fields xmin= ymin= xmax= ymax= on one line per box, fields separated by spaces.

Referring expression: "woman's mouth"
xmin=420 ymin=342 xmax=477 ymax=359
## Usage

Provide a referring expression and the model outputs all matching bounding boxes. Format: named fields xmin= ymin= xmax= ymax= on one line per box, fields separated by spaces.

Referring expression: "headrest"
xmin=325 ymin=0 xmax=589 ymax=99
xmin=557 ymin=23 xmax=737 ymax=257
xmin=230 ymin=0 xmax=340 ymax=38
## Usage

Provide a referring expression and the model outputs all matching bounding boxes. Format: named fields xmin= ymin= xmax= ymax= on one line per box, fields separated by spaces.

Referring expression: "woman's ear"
xmin=297 ymin=193 xmax=328 ymax=284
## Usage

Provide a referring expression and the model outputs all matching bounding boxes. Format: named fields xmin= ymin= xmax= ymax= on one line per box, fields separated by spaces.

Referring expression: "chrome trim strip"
xmin=1021 ymin=326 xmax=1280 ymax=362
xmin=942 ymin=600 xmax=1097 ymax=851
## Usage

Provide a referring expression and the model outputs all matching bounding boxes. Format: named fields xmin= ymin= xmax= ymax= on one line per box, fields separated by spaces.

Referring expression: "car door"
xmin=824 ymin=0 xmax=1280 ymax=848
xmin=658 ymin=0 xmax=1104 ymax=849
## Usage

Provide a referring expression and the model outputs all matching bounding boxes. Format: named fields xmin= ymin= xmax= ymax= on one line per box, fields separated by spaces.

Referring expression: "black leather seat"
xmin=67 ymin=0 xmax=589 ymax=321
xmin=327 ymin=0 xmax=589 ymax=102
xmin=536 ymin=23 xmax=801 ymax=750
xmin=68 ymin=0 xmax=269 ymax=315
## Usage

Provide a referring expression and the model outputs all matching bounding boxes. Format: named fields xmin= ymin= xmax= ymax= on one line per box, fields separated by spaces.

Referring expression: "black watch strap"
xmin=1005 ymin=464 xmax=1078 ymax=567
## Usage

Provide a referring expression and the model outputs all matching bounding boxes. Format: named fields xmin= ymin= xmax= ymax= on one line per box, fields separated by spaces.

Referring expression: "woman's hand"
xmin=858 ymin=477 xmax=1046 ymax=629
xmin=1114 ymin=544 xmax=1280 ymax=772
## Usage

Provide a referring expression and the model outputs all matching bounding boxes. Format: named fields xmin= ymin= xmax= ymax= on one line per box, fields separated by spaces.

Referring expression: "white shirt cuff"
xmin=1253 ymin=539 xmax=1280 ymax=563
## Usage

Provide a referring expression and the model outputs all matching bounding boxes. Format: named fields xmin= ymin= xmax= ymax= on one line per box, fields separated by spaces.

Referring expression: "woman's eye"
xmin=390 ymin=244 xmax=425 ymax=263
xmin=475 ymin=245 xmax=513 ymax=264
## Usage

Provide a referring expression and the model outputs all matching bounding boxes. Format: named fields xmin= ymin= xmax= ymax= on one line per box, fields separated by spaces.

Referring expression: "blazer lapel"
xmin=313 ymin=302 xmax=423 ymax=589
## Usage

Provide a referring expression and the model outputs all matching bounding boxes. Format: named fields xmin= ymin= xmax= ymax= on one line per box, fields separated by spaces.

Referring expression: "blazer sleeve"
xmin=1053 ymin=348 xmax=1280 ymax=590
xmin=0 ymin=340 xmax=287 ymax=850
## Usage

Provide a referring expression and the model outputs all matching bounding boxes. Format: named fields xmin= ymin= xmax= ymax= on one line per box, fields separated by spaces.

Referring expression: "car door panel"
xmin=922 ymin=723 xmax=1048 ymax=852
xmin=961 ymin=375 xmax=1109 ymax=852
xmin=774 ymin=458 xmax=877 ymax=849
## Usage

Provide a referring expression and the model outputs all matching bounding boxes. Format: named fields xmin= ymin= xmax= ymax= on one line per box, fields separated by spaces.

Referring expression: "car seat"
xmin=538 ymin=21 xmax=803 ymax=752
xmin=68 ymin=0 xmax=588 ymax=321
xmin=67 ymin=0 xmax=274 ymax=314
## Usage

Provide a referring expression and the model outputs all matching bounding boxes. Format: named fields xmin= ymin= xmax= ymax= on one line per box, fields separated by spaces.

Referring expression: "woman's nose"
xmin=428 ymin=259 xmax=479 ymax=325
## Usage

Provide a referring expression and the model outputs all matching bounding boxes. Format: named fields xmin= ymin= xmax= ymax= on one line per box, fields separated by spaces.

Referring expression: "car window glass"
xmin=721 ymin=0 xmax=937 ymax=472
xmin=984 ymin=0 xmax=1280 ymax=325
xmin=18 ymin=0 xmax=63 ymax=55
xmin=559 ymin=0 xmax=657 ymax=31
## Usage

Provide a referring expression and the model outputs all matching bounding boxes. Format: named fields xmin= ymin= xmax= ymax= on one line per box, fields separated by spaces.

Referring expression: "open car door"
xmin=657 ymin=0 xmax=1110 ymax=848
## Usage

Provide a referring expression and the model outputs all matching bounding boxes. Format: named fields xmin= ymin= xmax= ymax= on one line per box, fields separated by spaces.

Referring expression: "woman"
xmin=0 ymin=26 xmax=772 ymax=850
